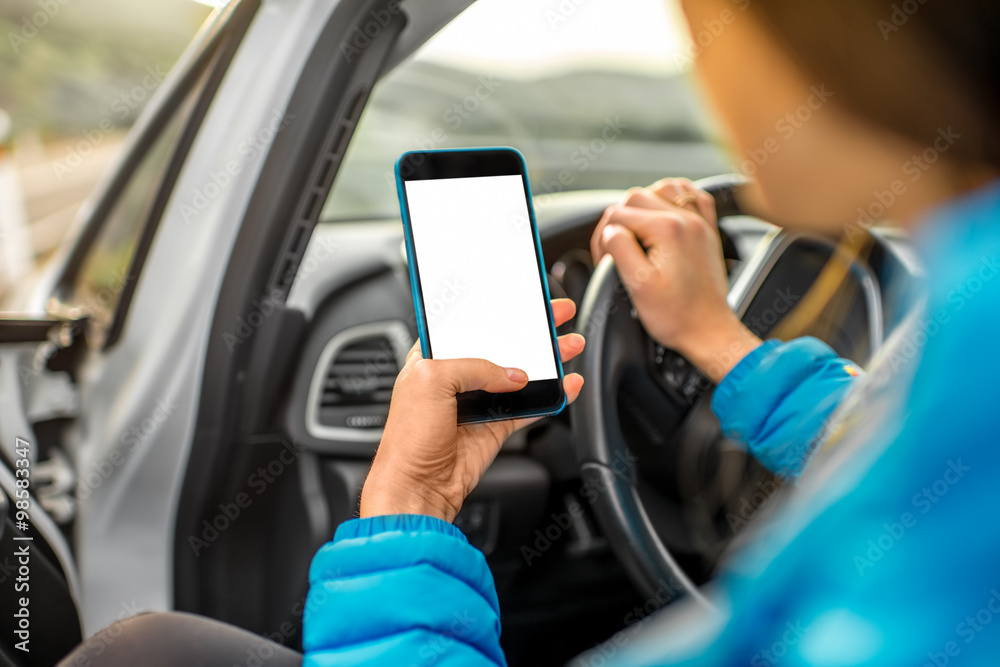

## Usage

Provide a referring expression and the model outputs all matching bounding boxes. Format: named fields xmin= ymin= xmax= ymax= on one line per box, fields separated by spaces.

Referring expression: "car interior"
xmin=0 ymin=0 xmax=922 ymax=665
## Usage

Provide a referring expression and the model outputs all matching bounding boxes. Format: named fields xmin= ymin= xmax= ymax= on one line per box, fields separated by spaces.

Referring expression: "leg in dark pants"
xmin=57 ymin=612 xmax=302 ymax=667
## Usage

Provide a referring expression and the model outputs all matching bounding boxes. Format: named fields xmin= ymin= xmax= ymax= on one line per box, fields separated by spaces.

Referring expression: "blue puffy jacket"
xmin=303 ymin=179 xmax=1000 ymax=666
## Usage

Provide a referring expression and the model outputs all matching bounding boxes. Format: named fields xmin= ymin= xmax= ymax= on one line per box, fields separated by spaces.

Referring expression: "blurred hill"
xmin=0 ymin=0 xmax=210 ymax=138
xmin=325 ymin=60 xmax=729 ymax=219
xmin=0 ymin=0 xmax=210 ymax=301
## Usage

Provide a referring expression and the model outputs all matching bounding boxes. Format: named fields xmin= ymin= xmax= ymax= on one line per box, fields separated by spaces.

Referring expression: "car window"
xmin=66 ymin=92 xmax=197 ymax=335
xmin=57 ymin=36 xmax=227 ymax=346
xmin=321 ymin=0 xmax=728 ymax=221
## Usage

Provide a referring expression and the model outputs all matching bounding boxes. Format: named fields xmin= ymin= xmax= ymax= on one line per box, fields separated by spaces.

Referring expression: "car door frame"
xmin=172 ymin=0 xmax=483 ymax=630
xmin=171 ymin=0 xmax=412 ymax=624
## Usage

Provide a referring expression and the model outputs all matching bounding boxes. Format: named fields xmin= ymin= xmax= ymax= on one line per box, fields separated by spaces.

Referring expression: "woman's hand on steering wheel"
xmin=590 ymin=178 xmax=761 ymax=383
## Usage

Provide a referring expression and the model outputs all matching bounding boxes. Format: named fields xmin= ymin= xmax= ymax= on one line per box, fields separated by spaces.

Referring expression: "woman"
xmin=300 ymin=0 xmax=1000 ymax=665
xmin=58 ymin=0 xmax=1000 ymax=665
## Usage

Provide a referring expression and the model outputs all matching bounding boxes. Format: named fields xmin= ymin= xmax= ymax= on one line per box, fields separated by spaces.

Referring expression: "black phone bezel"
xmin=397 ymin=148 xmax=565 ymax=424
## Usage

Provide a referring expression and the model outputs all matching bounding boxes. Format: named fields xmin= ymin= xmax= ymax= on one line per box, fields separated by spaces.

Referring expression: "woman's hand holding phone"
xmin=359 ymin=299 xmax=585 ymax=523
xmin=591 ymin=178 xmax=762 ymax=383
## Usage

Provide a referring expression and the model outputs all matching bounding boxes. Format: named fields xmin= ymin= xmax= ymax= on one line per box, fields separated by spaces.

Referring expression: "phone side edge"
xmin=510 ymin=147 xmax=568 ymax=418
xmin=394 ymin=153 xmax=431 ymax=361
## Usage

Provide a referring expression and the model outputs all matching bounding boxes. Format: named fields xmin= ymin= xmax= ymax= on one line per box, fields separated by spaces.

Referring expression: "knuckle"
xmin=465 ymin=357 xmax=494 ymax=378
xmin=623 ymin=187 xmax=647 ymax=206
xmin=658 ymin=213 xmax=684 ymax=235
xmin=597 ymin=204 xmax=621 ymax=228
xmin=676 ymin=208 xmax=705 ymax=225
xmin=695 ymin=190 xmax=714 ymax=206
xmin=604 ymin=225 xmax=630 ymax=248
xmin=409 ymin=358 xmax=436 ymax=381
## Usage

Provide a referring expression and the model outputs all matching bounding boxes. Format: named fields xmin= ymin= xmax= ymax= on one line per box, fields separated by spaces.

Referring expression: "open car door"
xmin=0 ymin=317 xmax=84 ymax=666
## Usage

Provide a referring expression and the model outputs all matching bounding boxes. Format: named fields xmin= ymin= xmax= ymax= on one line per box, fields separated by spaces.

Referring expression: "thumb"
xmin=421 ymin=358 xmax=529 ymax=395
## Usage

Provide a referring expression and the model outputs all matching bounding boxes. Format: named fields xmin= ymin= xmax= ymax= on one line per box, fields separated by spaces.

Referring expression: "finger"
xmin=415 ymin=357 xmax=529 ymax=395
xmin=592 ymin=188 xmax=670 ymax=261
xmin=649 ymin=177 xmax=693 ymax=203
xmin=621 ymin=186 xmax=672 ymax=212
xmin=650 ymin=178 xmax=718 ymax=227
xmin=593 ymin=203 xmax=662 ymax=262
xmin=601 ymin=222 xmax=652 ymax=286
xmin=690 ymin=189 xmax=718 ymax=227
xmin=563 ymin=372 xmax=584 ymax=405
xmin=649 ymin=176 xmax=688 ymax=192
xmin=606 ymin=206 xmax=688 ymax=250
xmin=550 ymin=298 xmax=577 ymax=328
xmin=404 ymin=340 xmax=423 ymax=366
xmin=557 ymin=332 xmax=585 ymax=363
xmin=592 ymin=203 xmax=617 ymax=262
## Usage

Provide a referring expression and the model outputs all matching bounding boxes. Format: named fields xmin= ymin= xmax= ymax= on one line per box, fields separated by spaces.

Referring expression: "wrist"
xmin=359 ymin=471 xmax=458 ymax=523
xmin=677 ymin=312 xmax=762 ymax=384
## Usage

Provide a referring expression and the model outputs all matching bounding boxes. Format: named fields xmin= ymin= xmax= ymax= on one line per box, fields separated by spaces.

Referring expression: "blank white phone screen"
xmin=404 ymin=174 xmax=558 ymax=381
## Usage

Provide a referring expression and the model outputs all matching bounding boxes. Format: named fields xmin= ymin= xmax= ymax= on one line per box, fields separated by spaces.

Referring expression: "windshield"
xmin=321 ymin=0 xmax=729 ymax=222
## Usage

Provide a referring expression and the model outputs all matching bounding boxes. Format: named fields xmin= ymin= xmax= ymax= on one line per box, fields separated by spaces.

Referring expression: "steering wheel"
xmin=571 ymin=174 xmax=753 ymax=610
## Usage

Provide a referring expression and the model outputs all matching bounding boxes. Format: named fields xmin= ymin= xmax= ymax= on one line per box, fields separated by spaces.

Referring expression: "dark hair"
xmin=747 ymin=0 xmax=1000 ymax=171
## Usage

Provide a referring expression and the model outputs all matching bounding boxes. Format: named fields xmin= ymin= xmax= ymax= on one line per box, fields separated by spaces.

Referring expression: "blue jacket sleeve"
xmin=711 ymin=337 xmax=861 ymax=478
xmin=303 ymin=513 xmax=506 ymax=667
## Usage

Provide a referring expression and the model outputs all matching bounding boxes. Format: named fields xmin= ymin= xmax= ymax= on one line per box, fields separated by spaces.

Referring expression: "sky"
xmin=417 ymin=0 xmax=692 ymax=77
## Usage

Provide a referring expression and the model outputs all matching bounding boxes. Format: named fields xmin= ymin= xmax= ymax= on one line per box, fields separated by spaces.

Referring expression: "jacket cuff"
xmin=333 ymin=514 xmax=467 ymax=544
xmin=712 ymin=339 xmax=783 ymax=418
xmin=709 ymin=337 xmax=856 ymax=478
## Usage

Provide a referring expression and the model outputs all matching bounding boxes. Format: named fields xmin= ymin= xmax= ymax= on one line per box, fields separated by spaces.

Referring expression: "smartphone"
xmin=395 ymin=147 xmax=565 ymax=424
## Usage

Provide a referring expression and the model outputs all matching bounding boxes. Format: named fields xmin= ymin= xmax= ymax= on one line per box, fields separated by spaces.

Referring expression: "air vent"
xmin=306 ymin=321 xmax=412 ymax=442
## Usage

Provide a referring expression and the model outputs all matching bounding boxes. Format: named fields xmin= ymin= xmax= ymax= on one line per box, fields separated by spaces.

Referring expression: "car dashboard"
xmin=274 ymin=187 xmax=920 ymax=664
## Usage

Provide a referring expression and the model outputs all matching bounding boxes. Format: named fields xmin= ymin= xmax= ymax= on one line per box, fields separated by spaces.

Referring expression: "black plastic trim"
xmin=174 ymin=0 xmax=407 ymax=617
